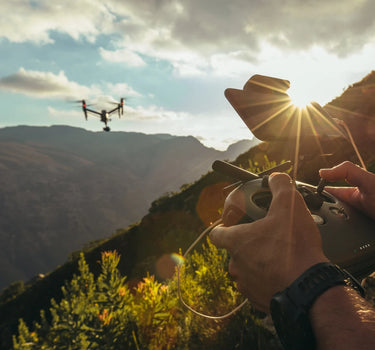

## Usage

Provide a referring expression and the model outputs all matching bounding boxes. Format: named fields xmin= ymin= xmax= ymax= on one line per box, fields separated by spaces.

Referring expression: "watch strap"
xmin=270 ymin=262 xmax=364 ymax=349
xmin=287 ymin=262 xmax=364 ymax=308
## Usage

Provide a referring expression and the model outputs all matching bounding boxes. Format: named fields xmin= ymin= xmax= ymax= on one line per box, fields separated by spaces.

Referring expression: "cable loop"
xmin=177 ymin=218 xmax=248 ymax=320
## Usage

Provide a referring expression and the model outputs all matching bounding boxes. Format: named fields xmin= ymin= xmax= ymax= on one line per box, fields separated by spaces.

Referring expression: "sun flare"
xmin=288 ymin=84 xmax=312 ymax=109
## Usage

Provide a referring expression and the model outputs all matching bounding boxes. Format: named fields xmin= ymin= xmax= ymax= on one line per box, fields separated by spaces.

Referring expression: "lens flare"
xmin=288 ymin=84 xmax=311 ymax=109
xmin=171 ymin=253 xmax=185 ymax=266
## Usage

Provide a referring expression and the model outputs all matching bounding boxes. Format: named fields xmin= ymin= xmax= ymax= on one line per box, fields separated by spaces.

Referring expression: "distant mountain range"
xmin=0 ymin=126 xmax=256 ymax=290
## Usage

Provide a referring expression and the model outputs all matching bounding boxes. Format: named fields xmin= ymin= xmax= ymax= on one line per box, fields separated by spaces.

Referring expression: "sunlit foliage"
xmin=13 ymin=247 xmax=279 ymax=349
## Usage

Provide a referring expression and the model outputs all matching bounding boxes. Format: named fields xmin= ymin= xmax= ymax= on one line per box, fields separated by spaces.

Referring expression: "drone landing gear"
xmin=103 ymin=126 xmax=111 ymax=132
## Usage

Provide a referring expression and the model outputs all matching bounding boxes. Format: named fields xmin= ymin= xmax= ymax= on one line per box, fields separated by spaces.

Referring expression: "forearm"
xmin=310 ymin=285 xmax=375 ymax=350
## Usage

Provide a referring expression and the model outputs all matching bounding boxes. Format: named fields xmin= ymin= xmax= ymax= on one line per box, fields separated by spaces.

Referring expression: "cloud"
xmin=0 ymin=68 xmax=101 ymax=99
xmin=99 ymin=47 xmax=146 ymax=67
xmin=0 ymin=0 xmax=115 ymax=44
xmin=106 ymin=83 xmax=142 ymax=98
xmin=47 ymin=106 xmax=82 ymax=119
xmin=125 ymin=105 xmax=190 ymax=122
xmin=2 ymin=1 xmax=375 ymax=75
xmin=0 ymin=68 xmax=143 ymax=103
xmin=108 ymin=0 xmax=375 ymax=73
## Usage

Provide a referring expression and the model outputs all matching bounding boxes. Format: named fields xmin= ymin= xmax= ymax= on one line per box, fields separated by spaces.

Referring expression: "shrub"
xmin=13 ymin=246 xmax=279 ymax=350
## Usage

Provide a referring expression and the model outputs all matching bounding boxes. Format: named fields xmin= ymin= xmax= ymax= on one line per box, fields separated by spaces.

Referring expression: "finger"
xmin=267 ymin=172 xmax=299 ymax=215
xmin=324 ymin=186 xmax=356 ymax=201
xmin=209 ymin=224 xmax=240 ymax=251
xmin=268 ymin=172 xmax=294 ymax=195
xmin=319 ymin=161 xmax=371 ymax=192
xmin=324 ymin=186 xmax=362 ymax=209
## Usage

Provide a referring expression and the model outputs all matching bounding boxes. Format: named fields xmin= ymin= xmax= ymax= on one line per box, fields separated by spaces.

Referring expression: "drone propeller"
xmin=107 ymin=97 xmax=126 ymax=104
xmin=106 ymin=98 xmax=125 ymax=117
xmin=107 ymin=101 xmax=119 ymax=105
xmin=69 ymin=99 xmax=95 ymax=107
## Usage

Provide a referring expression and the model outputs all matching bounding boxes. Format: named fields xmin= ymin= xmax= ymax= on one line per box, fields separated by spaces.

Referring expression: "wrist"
xmin=270 ymin=262 xmax=364 ymax=350
xmin=310 ymin=285 xmax=375 ymax=350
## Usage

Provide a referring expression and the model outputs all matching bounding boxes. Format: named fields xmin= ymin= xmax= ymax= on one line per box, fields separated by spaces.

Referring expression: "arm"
xmin=311 ymin=285 xmax=375 ymax=350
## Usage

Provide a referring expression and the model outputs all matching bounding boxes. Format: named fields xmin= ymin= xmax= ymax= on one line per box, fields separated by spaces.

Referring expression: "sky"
xmin=0 ymin=1 xmax=375 ymax=150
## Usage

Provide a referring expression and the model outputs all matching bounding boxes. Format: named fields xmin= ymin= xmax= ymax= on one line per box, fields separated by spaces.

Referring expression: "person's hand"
xmin=210 ymin=173 xmax=328 ymax=313
xmin=319 ymin=161 xmax=375 ymax=221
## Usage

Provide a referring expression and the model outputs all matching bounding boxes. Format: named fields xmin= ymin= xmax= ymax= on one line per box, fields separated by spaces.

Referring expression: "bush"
xmin=13 ymin=246 xmax=279 ymax=350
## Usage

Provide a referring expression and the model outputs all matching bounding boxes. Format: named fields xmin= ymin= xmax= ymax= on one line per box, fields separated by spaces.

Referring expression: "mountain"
xmin=0 ymin=125 xmax=257 ymax=290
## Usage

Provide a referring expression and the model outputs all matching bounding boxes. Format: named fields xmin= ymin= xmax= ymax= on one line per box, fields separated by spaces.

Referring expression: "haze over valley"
xmin=0 ymin=125 xmax=255 ymax=290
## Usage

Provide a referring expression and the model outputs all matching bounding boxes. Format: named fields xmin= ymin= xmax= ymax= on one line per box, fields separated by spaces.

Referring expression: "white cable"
xmin=333 ymin=118 xmax=367 ymax=171
xmin=177 ymin=218 xmax=248 ymax=320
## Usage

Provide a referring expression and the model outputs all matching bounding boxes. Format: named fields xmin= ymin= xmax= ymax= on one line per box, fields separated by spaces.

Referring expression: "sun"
xmin=288 ymin=83 xmax=312 ymax=109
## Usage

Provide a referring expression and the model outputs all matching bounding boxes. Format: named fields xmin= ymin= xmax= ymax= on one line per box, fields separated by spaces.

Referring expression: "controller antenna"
xmin=212 ymin=160 xmax=293 ymax=182
xmin=212 ymin=160 xmax=259 ymax=182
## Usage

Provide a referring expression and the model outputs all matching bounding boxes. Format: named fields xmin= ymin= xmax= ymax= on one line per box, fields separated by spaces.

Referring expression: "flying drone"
xmin=76 ymin=98 xmax=125 ymax=131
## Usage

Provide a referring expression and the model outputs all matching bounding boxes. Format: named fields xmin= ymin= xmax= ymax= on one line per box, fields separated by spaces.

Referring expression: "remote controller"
xmin=213 ymin=160 xmax=375 ymax=279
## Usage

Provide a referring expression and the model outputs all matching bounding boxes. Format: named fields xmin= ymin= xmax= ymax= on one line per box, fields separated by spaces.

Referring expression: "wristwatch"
xmin=270 ymin=262 xmax=364 ymax=350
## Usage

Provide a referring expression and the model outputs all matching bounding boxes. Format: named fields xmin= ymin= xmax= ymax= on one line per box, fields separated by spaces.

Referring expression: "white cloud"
xmin=106 ymin=83 xmax=142 ymax=98
xmin=3 ymin=1 xmax=375 ymax=76
xmin=0 ymin=68 xmax=101 ymax=99
xmin=107 ymin=0 xmax=375 ymax=75
xmin=99 ymin=47 xmax=146 ymax=67
xmin=47 ymin=106 xmax=81 ymax=119
xmin=0 ymin=1 xmax=116 ymax=44
xmin=124 ymin=105 xmax=189 ymax=121
xmin=0 ymin=68 xmax=144 ymax=104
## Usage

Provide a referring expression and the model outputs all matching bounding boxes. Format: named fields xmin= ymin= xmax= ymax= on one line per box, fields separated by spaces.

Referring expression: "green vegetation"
xmin=246 ymin=155 xmax=290 ymax=175
xmin=13 ymin=246 xmax=279 ymax=350
xmin=0 ymin=281 xmax=25 ymax=305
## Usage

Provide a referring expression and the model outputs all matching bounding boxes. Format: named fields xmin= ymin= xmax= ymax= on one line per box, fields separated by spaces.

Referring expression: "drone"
xmin=76 ymin=98 xmax=125 ymax=131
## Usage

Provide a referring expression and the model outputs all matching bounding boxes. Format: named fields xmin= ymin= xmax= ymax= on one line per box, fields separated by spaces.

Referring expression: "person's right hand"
xmin=319 ymin=161 xmax=375 ymax=221
xmin=210 ymin=173 xmax=328 ymax=313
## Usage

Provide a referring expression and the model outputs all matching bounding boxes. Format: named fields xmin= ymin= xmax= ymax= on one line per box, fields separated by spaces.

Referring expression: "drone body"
xmin=78 ymin=98 xmax=124 ymax=131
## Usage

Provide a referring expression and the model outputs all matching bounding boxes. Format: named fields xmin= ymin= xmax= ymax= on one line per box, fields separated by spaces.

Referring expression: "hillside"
xmin=325 ymin=70 xmax=375 ymax=153
xmin=0 ymin=125 xmax=256 ymax=290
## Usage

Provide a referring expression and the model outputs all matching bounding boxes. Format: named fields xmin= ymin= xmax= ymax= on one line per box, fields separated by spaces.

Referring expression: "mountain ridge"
xmin=0 ymin=126 xmax=256 ymax=290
